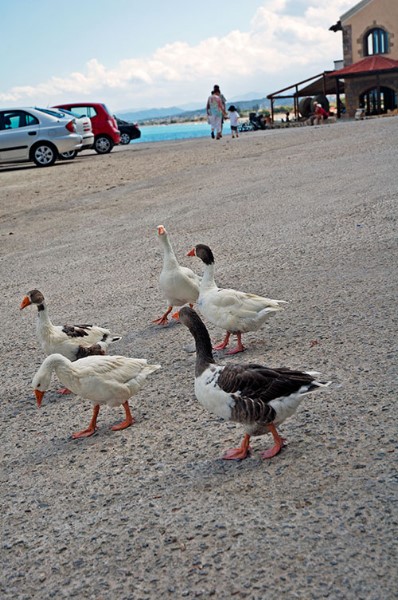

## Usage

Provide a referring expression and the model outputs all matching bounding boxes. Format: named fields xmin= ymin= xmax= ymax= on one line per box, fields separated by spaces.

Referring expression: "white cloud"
xmin=0 ymin=0 xmax=353 ymax=109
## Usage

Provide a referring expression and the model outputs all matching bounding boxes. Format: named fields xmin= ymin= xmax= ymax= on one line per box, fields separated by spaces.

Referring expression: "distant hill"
xmin=117 ymin=106 xmax=185 ymax=121
xmin=229 ymin=91 xmax=264 ymax=101
xmin=116 ymin=97 xmax=292 ymax=123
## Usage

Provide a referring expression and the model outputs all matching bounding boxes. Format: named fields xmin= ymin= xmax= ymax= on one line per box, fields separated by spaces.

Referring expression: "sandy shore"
xmin=1 ymin=118 xmax=397 ymax=599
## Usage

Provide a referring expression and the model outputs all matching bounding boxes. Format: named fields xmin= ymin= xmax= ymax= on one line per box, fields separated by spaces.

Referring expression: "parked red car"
xmin=53 ymin=102 xmax=120 ymax=154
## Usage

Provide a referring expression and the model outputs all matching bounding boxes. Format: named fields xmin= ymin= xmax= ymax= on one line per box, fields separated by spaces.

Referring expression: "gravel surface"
xmin=1 ymin=117 xmax=397 ymax=600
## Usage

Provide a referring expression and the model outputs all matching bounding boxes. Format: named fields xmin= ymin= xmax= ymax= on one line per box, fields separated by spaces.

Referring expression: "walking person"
xmin=206 ymin=88 xmax=226 ymax=140
xmin=227 ymin=105 xmax=240 ymax=138
xmin=213 ymin=85 xmax=227 ymax=136
xmin=207 ymin=90 xmax=215 ymax=138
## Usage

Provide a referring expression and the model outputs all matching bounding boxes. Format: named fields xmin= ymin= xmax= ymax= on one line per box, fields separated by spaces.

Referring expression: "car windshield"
xmin=35 ymin=107 xmax=68 ymax=119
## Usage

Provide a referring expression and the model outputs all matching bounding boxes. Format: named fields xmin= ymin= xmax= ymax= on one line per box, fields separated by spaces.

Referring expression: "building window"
xmin=365 ymin=28 xmax=388 ymax=55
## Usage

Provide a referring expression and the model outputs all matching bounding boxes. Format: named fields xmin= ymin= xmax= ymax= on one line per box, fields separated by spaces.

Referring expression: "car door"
xmin=0 ymin=110 xmax=40 ymax=162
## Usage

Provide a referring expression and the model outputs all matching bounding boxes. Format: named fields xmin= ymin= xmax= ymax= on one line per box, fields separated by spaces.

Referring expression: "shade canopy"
xmin=294 ymin=75 xmax=344 ymax=96
xmin=267 ymin=72 xmax=344 ymax=100
xmin=328 ymin=55 xmax=398 ymax=78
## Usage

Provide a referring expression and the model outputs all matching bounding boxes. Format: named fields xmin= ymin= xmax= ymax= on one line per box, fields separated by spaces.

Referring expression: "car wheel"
xmin=119 ymin=132 xmax=131 ymax=145
xmin=94 ymin=135 xmax=113 ymax=154
xmin=31 ymin=143 xmax=57 ymax=167
xmin=59 ymin=150 xmax=77 ymax=160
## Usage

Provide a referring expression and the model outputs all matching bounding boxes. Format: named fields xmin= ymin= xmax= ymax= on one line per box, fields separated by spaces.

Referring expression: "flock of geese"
xmin=21 ymin=224 xmax=331 ymax=459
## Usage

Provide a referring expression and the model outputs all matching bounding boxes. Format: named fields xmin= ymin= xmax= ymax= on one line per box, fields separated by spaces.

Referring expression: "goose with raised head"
xmin=179 ymin=306 xmax=330 ymax=460
xmin=187 ymin=244 xmax=286 ymax=354
xmin=32 ymin=353 xmax=161 ymax=439
xmin=153 ymin=225 xmax=201 ymax=325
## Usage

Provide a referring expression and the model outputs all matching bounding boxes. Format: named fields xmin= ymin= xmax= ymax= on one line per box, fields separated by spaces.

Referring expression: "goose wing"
xmin=160 ymin=264 xmax=201 ymax=305
xmin=72 ymin=355 xmax=156 ymax=384
xmin=60 ymin=323 xmax=111 ymax=344
xmin=209 ymin=289 xmax=282 ymax=312
xmin=179 ymin=265 xmax=202 ymax=286
xmin=200 ymin=289 xmax=283 ymax=332
xmin=68 ymin=355 xmax=160 ymax=403
xmin=217 ymin=364 xmax=316 ymax=424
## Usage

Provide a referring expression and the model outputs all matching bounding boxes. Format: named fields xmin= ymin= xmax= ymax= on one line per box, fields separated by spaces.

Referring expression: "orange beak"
xmin=34 ymin=389 xmax=45 ymax=408
xmin=20 ymin=296 xmax=31 ymax=310
xmin=157 ymin=225 xmax=165 ymax=235
xmin=187 ymin=248 xmax=196 ymax=257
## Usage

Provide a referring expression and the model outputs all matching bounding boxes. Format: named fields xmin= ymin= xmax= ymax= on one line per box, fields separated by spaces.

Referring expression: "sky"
xmin=0 ymin=0 xmax=354 ymax=111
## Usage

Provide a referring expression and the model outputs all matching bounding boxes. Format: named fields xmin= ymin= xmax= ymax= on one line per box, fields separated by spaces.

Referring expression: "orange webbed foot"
xmin=260 ymin=440 xmax=286 ymax=459
xmin=222 ymin=434 xmax=251 ymax=460
xmin=224 ymin=332 xmax=245 ymax=355
xmin=111 ymin=417 xmax=135 ymax=431
xmin=213 ymin=332 xmax=231 ymax=351
xmin=72 ymin=405 xmax=99 ymax=439
xmin=213 ymin=342 xmax=228 ymax=351
xmin=153 ymin=306 xmax=173 ymax=326
xmin=72 ymin=427 xmax=97 ymax=439
xmin=222 ymin=446 xmax=252 ymax=460
xmin=111 ymin=402 xmax=134 ymax=431
xmin=152 ymin=316 xmax=169 ymax=326
xmin=260 ymin=424 xmax=287 ymax=459
xmin=225 ymin=345 xmax=245 ymax=355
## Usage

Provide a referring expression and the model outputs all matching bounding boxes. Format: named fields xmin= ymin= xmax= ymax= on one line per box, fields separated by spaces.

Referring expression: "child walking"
xmin=227 ymin=105 xmax=240 ymax=138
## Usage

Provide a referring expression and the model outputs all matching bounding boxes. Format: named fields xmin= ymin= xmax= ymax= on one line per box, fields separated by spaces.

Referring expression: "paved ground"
xmin=1 ymin=117 xmax=397 ymax=599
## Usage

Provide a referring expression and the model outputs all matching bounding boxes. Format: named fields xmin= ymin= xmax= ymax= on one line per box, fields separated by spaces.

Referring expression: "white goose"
xmin=188 ymin=244 xmax=286 ymax=354
xmin=20 ymin=289 xmax=121 ymax=361
xmin=153 ymin=225 xmax=201 ymax=325
xmin=179 ymin=307 xmax=331 ymax=460
xmin=32 ymin=354 xmax=161 ymax=438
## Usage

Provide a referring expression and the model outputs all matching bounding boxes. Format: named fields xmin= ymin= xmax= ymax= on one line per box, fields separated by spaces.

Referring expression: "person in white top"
xmin=227 ymin=105 xmax=240 ymax=138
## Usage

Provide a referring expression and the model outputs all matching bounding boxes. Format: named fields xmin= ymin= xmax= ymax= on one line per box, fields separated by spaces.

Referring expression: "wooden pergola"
xmin=267 ymin=71 xmax=345 ymax=122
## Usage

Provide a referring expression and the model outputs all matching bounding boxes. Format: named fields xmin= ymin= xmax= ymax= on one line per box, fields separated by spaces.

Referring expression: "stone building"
xmin=330 ymin=0 xmax=398 ymax=116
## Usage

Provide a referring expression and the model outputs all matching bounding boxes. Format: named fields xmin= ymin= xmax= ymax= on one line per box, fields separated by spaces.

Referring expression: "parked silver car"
xmin=0 ymin=107 xmax=82 ymax=167
xmin=50 ymin=107 xmax=94 ymax=158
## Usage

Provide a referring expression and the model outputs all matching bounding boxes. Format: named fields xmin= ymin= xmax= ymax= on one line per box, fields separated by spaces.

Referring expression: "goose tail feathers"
xmin=305 ymin=372 xmax=332 ymax=391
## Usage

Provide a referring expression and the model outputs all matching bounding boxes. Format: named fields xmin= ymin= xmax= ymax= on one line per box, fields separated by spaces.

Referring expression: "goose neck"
xmin=160 ymin=236 xmax=179 ymax=268
xmin=50 ymin=355 xmax=74 ymax=386
xmin=187 ymin=320 xmax=215 ymax=376
xmin=201 ymin=263 xmax=217 ymax=290
xmin=36 ymin=302 xmax=53 ymax=328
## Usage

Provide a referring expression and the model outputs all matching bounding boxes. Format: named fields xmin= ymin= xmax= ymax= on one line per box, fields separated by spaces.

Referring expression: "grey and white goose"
xmin=187 ymin=244 xmax=286 ymax=354
xmin=179 ymin=306 xmax=331 ymax=460
xmin=20 ymin=289 xmax=121 ymax=392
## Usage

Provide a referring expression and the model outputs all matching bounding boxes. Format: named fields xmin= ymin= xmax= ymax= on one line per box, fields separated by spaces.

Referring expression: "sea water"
xmin=134 ymin=121 xmax=213 ymax=144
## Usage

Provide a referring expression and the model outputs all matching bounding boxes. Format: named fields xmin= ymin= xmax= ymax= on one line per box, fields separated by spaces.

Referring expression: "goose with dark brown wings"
xmin=179 ymin=306 xmax=331 ymax=460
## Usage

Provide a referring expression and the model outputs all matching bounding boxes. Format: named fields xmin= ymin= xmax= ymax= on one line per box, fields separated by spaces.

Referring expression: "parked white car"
xmin=0 ymin=107 xmax=82 ymax=167
xmin=49 ymin=107 xmax=94 ymax=158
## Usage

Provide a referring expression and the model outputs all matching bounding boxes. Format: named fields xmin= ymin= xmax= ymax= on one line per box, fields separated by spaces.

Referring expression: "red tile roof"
xmin=328 ymin=55 xmax=398 ymax=77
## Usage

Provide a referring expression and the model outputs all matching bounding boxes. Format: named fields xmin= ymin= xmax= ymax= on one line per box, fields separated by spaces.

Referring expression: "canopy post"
xmin=376 ymin=74 xmax=381 ymax=114
xmin=335 ymin=78 xmax=341 ymax=118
